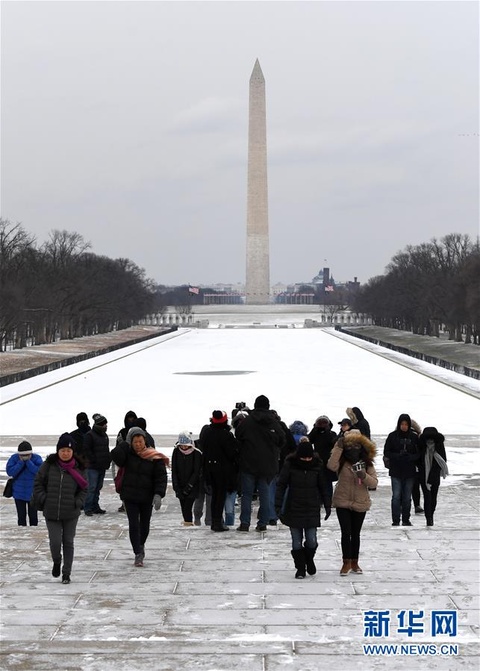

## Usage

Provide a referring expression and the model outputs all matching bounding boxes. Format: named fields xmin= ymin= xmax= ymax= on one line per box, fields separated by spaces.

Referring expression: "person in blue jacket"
xmin=6 ymin=441 xmax=43 ymax=526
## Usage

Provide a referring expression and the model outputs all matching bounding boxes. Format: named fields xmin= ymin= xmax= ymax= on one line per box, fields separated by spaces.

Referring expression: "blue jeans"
xmin=85 ymin=469 xmax=106 ymax=513
xmin=290 ymin=527 xmax=317 ymax=551
xmin=391 ymin=476 xmax=414 ymax=523
xmin=224 ymin=491 xmax=237 ymax=526
xmin=240 ymin=473 xmax=270 ymax=527
xmin=268 ymin=476 xmax=278 ymax=522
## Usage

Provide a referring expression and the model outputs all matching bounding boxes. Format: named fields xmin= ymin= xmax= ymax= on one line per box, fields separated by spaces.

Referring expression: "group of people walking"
xmin=6 ymin=400 xmax=448 ymax=582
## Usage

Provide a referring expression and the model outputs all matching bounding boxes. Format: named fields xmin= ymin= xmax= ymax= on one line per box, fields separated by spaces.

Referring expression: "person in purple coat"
xmin=6 ymin=441 xmax=43 ymax=526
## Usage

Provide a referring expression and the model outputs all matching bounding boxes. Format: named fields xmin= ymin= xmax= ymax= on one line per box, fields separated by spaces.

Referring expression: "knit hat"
xmin=56 ymin=433 xmax=74 ymax=451
xmin=76 ymin=412 xmax=89 ymax=425
xmin=297 ymin=441 xmax=314 ymax=459
xmin=92 ymin=413 xmax=107 ymax=426
xmin=18 ymin=440 xmax=33 ymax=455
xmin=254 ymin=395 xmax=270 ymax=410
xmin=176 ymin=431 xmax=194 ymax=446
xmin=126 ymin=427 xmax=146 ymax=444
xmin=211 ymin=410 xmax=228 ymax=424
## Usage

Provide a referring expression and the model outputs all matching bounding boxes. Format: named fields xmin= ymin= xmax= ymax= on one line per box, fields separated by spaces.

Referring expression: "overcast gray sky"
xmin=1 ymin=0 xmax=478 ymax=287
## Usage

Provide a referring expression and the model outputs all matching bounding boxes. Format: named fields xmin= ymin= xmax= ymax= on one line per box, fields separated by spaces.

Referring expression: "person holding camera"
xmin=327 ymin=431 xmax=378 ymax=576
xmin=383 ymin=414 xmax=420 ymax=527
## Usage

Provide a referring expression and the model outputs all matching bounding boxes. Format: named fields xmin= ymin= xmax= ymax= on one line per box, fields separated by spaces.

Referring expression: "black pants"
xmin=124 ymin=500 xmax=153 ymax=555
xmin=45 ymin=517 xmax=79 ymax=575
xmin=179 ymin=495 xmax=196 ymax=523
xmin=336 ymin=508 xmax=366 ymax=560
xmin=412 ymin=476 xmax=421 ymax=507
xmin=420 ymin=481 xmax=440 ymax=521
xmin=209 ymin=472 xmax=228 ymax=528
xmin=15 ymin=498 xmax=38 ymax=526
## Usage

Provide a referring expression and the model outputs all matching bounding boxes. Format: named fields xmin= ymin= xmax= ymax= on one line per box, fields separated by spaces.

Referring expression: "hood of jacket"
xmin=418 ymin=427 xmax=445 ymax=447
xmin=289 ymin=420 xmax=308 ymax=435
xmin=249 ymin=408 xmax=276 ymax=426
xmin=341 ymin=431 xmax=376 ymax=460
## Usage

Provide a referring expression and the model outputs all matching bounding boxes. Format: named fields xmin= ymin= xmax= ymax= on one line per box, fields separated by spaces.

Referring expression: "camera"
xmin=235 ymin=402 xmax=246 ymax=410
xmin=352 ymin=461 xmax=365 ymax=473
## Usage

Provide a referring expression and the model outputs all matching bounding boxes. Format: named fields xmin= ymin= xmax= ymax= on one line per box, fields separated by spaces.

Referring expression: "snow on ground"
xmin=1 ymin=327 xmax=479 ymax=435
xmin=1 ymin=327 xmax=478 ymax=481
xmin=1 ymin=326 xmax=479 ymax=670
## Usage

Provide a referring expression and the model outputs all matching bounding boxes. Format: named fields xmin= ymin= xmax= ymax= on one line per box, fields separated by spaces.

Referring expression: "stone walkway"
xmin=1 ymin=471 xmax=478 ymax=670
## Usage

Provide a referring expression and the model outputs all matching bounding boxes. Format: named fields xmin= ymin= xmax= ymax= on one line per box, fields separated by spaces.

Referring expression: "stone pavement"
xmin=1 ymin=461 xmax=479 ymax=670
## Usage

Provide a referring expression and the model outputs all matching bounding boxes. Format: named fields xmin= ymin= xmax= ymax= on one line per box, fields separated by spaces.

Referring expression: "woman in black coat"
xmin=111 ymin=427 xmax=168 ymax=567
xmin=275 ymin=441 xmax=331 ymax=579
xmin=32 ymin=433 xmax=87 ymax=584
xmin=417 ymin=427 xmax=448 ymax=526
xmin=308 ymin=415 xmax=338 ymax=499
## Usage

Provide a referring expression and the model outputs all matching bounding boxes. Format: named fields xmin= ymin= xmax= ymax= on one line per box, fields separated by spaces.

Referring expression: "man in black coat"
xmin=235 ymin=395 xmax=285 ymax=532
xmin=69 ymin=412 xmax=91 ymax=459
xmin=199 ymin=411 xmax=239 ymax=532
xmin=83 ymin=413 xmax=111 ymax=516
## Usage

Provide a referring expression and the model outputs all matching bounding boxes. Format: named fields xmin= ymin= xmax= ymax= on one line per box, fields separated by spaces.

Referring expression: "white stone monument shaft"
xmin=246 ymin=59 xmax=270 ymax=305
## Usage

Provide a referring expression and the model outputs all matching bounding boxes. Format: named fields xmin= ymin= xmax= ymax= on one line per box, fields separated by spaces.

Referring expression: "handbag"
xmin=3 ymin=462 xmax=26 ymax=498
xmin=114 ymin=466 xmax=125 ymax=494
xmin=3 ymin=478 xmax=13 ymax=498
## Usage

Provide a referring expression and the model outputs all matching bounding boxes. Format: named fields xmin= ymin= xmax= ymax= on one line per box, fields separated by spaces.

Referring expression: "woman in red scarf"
xmin=32 ymin=433 xmax=88 ymax=584
xmin=111 ymin=427 xmax=168 ymax=567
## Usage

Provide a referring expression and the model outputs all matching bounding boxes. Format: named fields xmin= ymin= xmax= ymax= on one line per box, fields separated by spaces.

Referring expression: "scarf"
xmin=58 ymin=458 xmax=88 ymax=490
xmin=424 ymin=441 xmax=449 ymax=490
xmin=177 ymin=445 xmax=195 ymax=455
xmin=136 ymin=447 xmax=165 ymax=461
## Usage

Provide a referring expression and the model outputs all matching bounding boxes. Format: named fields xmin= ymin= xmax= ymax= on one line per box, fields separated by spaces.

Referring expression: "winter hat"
xmin=76 ymin=412 xmax=89 ymax=425
xmin=56 ymin=433 xmax=74 ymax=451
xmin=338 ymin=418 xmax=353 ymax=427
xmin=297 ymin=441 xmax=314 ymax=459
xmin=136 ymin=417 xmax=147 ymax=430
xmin=211 ymin=410 xmax=228 ymax=424
xmin=422 ymin=427 xmax=440 ymax=439
xmin=316 ymin=415 xmax=331 ymax=427
xmin=254 ymin=395 xmax=270 ymax=410
xmin=176 ymin=431 xmax=194 ymax=446
xmin=126 ymin=427 xmax=146 ymax=443
xmin=18 ymin=440 xmax=33 ymax=455
xmin=92 ymin=413 xmax=108 ymax=426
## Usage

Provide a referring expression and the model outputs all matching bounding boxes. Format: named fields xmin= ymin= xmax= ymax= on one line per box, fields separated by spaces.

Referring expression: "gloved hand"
xmin=324 ymin=507 xmax=331 ymax=521
xmin=182 ymin=483 xmax=193 ymax=497
xmin=357 ymin=469 xmax=367 ymax=481
xmin=153 ymin=494 xmax=162 ymax=511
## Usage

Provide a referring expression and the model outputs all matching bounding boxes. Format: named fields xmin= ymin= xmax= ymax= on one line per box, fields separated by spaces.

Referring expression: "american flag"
xmin=188 ymin=286 xmax=200 ymax=295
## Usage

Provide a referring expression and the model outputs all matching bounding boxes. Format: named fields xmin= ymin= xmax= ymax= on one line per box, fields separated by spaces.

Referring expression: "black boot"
xmin=304 ymin=544 xmax=318 ymax=575
xmin=291 ymin=549 xmax=306 ymax=579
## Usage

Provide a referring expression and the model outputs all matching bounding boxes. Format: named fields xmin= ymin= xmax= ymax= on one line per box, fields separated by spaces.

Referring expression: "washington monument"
xmin=245 ymin=59 xmax=270 ymax=305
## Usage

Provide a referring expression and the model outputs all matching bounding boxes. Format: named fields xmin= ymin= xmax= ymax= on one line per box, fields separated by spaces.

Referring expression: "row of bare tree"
xmin=0 ymin=220 xmax=156 ymax=350
xmin=351 ymin=234 xmax=480 ymax=344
